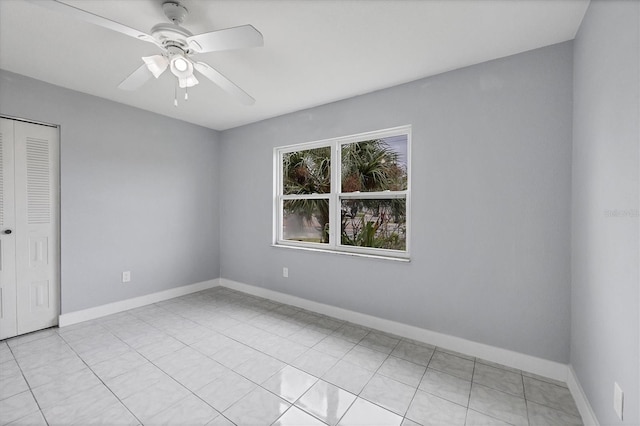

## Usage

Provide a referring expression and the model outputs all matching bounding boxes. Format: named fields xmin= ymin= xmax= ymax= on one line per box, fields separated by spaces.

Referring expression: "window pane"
xmin=341 ymin=198 xmax=406 ymax=250
xmin=283 ymin=146 xmax=331 ymax=195
xmin=341 ymin=135 xmax=408 ymax=192
xmin=283 ymin=199 xmax=330 ymax=243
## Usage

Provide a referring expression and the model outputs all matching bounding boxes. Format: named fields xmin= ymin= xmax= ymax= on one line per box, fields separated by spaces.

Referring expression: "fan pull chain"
xmin=174 ymin=80 xmax=178 ymax=107
xmin=185 ymin=85 xmax=189 ymax=101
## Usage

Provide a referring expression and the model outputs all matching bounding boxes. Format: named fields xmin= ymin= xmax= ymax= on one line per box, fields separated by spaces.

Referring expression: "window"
xmin=274 ymin=126 xmax=410 ymax=259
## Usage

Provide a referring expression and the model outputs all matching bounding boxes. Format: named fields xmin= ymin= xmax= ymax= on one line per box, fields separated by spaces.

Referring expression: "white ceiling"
xmin=0 ymin=0 xmax=589 ymax=131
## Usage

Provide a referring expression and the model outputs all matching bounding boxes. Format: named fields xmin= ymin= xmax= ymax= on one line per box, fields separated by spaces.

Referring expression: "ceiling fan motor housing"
xmin=151 ymin=23 xmax=193 ymax=51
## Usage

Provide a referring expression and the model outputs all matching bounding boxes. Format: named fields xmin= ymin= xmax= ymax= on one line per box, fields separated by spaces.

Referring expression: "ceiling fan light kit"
xmin=28 ymin=0 xmax=263 ymax=105
xmin=165 ymin=47 xmax=198 ymax=87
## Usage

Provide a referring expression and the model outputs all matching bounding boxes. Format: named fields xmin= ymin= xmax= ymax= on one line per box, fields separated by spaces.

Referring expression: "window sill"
xmin=271 ymin=243 xmax=411 ymax=262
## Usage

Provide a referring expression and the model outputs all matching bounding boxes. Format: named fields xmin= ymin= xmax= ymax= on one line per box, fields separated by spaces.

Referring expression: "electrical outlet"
xmin=614 ymin=382 xmax=624 ymax=420
xmin=282 ymin=267 xmax=288 ymax=278
xmin=122 ymin=271 xmax=131 ymax=283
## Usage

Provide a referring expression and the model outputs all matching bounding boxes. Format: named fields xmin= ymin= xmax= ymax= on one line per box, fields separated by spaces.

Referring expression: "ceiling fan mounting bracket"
xmin=162 ymin=2 xmax=189 ymax=25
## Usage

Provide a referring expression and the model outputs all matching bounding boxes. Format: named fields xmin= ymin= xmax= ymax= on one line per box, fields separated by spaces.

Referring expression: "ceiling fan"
xmin=30 ymin=0 xmax=263 ymax=105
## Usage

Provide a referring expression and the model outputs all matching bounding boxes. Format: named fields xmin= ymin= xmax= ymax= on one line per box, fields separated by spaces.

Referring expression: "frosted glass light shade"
xmin=142 ymin=55 xmax=169 ymax=78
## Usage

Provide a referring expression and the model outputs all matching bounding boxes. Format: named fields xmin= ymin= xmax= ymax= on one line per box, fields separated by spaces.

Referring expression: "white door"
xmin=0 ymin=117 xmax=59 ymax=340
xmin=0 ymin=118 xmax=18 ymax=339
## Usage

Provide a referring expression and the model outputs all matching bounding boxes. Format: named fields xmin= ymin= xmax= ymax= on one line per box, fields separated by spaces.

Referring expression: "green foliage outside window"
xmin=282 ymin=139 xmax=407 ymax=250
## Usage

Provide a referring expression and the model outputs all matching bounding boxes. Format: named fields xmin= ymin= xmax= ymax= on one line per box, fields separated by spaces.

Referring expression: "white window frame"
xmin=273 ymin=125 xmax=411 ymax=260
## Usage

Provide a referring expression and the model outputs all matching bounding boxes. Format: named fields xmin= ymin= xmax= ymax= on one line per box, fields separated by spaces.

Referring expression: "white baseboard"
xmin=567 ymin=365 xmax=600 ymax=426
xmin=58 ymin=278 xmax=220 ymax=327
xmin=219 ymin=278 xmax=568 ymax=383
xmin=57 ymin=276 xmax=597 ymax=424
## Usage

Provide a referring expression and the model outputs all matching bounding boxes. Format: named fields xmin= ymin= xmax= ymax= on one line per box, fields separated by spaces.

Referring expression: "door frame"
xmin=1 ymin=114 xmax=61 ymax=335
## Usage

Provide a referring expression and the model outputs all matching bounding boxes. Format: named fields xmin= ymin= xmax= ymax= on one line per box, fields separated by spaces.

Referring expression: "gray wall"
xmin=220 ymin=42 xmax=574 ymax=363
xmin=0 ymin=70 xmax=221 ymax=314
xmin=571 ymin=1 xmax=640 ymax=424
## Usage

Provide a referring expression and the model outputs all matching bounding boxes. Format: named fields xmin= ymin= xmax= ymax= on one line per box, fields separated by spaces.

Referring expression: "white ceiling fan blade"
xmin=193 ymin=62 xmax=255 ymax=105
xmin=118 ymin=63 xmax=153 ymax=91
xmin=27 ymin=0 xmax=159 ymax=47
xmin=142 ymin=55 xmax=169 ymax=79
xmin=187 ymin=25 xmax=263 ymax=54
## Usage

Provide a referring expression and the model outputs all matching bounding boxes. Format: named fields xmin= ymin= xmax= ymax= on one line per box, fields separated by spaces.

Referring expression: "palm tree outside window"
xmin=275 ymin=126 xmax=411 ymax=259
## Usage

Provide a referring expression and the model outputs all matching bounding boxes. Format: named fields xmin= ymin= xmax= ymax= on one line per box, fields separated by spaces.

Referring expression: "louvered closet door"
xmin=0 ymin=117 xmax=59 ymax=339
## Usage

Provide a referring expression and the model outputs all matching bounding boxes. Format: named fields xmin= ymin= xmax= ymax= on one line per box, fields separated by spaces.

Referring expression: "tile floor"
xmin=0 ymin=287 xmax=583 ymax=426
